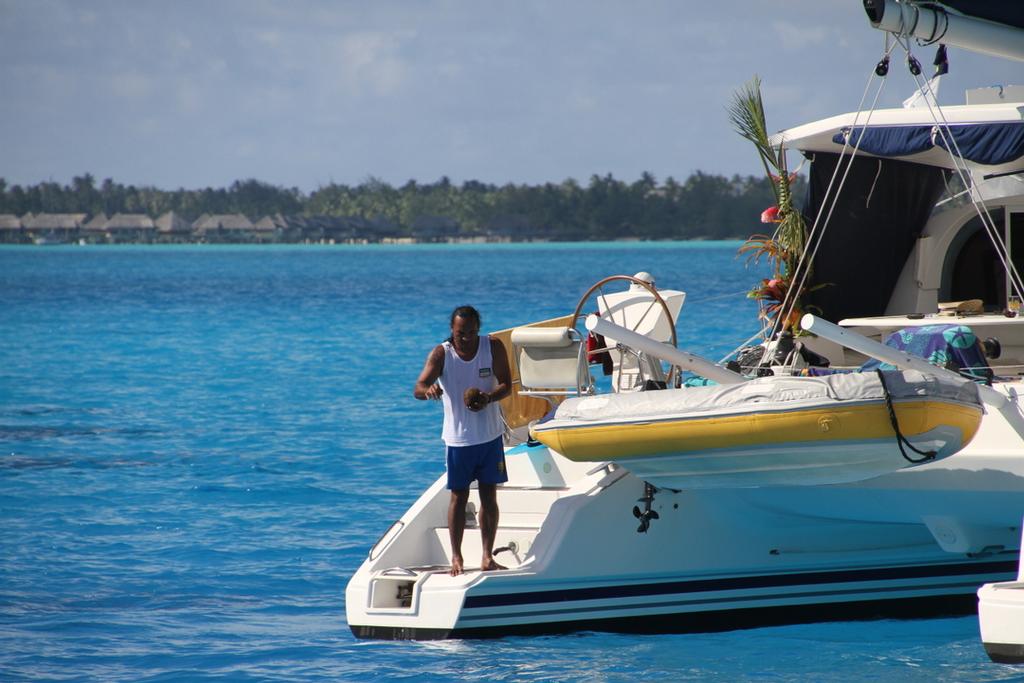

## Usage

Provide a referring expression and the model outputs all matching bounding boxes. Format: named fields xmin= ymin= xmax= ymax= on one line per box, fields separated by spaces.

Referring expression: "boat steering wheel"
xmin=570 ymin=275 xmax=681 ymax=388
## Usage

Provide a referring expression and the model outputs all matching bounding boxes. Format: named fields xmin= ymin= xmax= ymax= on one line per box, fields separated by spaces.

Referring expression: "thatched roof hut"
xmin=83 ymin=213 xmax=109 ymax=231
xmin=106 ymin=213 xmax=155 ymax=232
xmin=218 ymin=214 xmax=254 ymax=231
xmin=193 ymin=214 xmax=253 ymax=233
xmin=23 ymin=213 xmax=87 ymax=230
xmin=190 ymin=214 xmax=256 ymax=242
xmin=0 ymin=214 xmax=22 ymax=231
xmin=253 ymin=213 xmax=288 ymax=232
xmin=156 ymin=212 xmax=191 ymax=234
xmin=192 ymin=213 xmax=212 ymax=230
xmin=0 ymin=214 xmax=26 ymax=243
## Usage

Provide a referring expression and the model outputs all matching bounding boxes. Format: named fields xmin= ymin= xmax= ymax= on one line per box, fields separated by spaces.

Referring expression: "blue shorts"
xmin=445 ymin=436 xmax=508 ymax=490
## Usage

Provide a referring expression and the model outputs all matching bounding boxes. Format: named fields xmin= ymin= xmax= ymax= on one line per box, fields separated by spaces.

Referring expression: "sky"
xmin=1 ymin=0 xmax=1021 ymax=192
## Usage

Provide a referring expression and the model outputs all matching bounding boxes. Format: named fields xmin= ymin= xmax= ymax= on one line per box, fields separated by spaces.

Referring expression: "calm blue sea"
xmin=1 ymin=243 xmax=1021 ymax=682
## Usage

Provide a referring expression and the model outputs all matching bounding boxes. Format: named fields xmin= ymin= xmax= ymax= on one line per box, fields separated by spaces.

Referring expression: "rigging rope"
xmin=897 ymin=37 xmax=1024 ymax=305
xmin=776 ymin=34 xmax=1024 ymax=333
xmin=773 ymin=37 xmax=898 ymax=335
xmin=687 ymin=289 xmax=752 ymax=305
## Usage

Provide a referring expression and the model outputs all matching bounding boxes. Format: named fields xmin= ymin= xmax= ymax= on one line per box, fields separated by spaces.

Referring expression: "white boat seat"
xmin=596 ymin=288 xmax=685 ymax=391
xmin=511 ymin=326 xmax=585 ymax=395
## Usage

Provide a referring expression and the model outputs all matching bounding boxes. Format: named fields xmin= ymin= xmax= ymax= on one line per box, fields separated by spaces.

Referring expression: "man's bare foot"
xmin=450 ymin=556 xmax=464 ymax=576
xmin=481 ymin=558 xmax=506 ymax=571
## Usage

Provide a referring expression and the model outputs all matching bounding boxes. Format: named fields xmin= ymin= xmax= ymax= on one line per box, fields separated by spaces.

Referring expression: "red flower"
xmin=761 ymin=206 xmax=780 ymax=223
xmin=764 ymin=278 xmax=785 ymax=300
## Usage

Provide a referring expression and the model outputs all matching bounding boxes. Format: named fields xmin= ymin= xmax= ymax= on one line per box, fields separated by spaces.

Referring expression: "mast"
xmin=863 ymin=0 xmax=1024 ymax=62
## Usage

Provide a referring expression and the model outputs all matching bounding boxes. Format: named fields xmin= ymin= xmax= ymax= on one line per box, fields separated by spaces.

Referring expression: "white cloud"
xmin=205 ymin=58 xmax=228 ymax=78
xmin=254 ymin=30 xmax=282 ymax=48
xmin=771 ymin=20 xmax=830 ymax=52
xmin=168 ymin=33 xmax=193 ymax=54
xmin=135 ymin=117 xmax=160 ymax=136
xmin=109 ymin=71 xmax=154 ymax=99
xmin=333 ymin=31 xmax=414 ymax=97
xmin=176 ymin=80 xmax=202 ymax=115
xmin=436 ymin=62 xmax=464 ymax=80
xmin=235 ymin=140 xmax=258 ymax=158
xmin=568 ymin=88 xmax=600 ymax=113
xmin=77 ymin=10 xmax=97 ymax=26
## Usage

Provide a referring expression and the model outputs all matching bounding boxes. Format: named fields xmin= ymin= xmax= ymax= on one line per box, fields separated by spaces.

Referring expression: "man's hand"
xmin=463 ymin=387 xmax=490 ymax=412
xmin=424 ymin=383 xmax=444 ymax=400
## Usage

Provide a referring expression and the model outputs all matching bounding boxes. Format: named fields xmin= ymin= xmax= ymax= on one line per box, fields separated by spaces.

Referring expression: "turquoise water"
xmin=0 ymin=243 xmax=1021 ymax=682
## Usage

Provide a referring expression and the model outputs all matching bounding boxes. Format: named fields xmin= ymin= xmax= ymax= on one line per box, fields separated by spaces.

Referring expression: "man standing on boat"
xmin=414 ymin=305 xmax=511 ymax=576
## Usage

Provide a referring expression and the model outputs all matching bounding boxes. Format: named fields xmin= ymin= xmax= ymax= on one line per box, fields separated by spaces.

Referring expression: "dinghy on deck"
xmin=530 ymin=369 xmax=983 ymax=488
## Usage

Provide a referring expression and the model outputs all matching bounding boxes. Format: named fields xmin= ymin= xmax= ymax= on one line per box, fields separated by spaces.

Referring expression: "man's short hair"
xmin=450 ymin=305 xmax=481 ymax=328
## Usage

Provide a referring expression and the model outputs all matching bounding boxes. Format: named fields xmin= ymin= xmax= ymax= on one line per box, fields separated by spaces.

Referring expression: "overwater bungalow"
xmin=23 ymin=213 xmax=87 ymax=244
xmin=253 ymin=214 xmax=282 ymax=240
xmin=321 ymin=215 xmax=371 ymax=243
xmin=6 ymin=209 xmax=530 ymax=245
xmin=83 ymin=213 xmax=157 ymax=244
xmin=155 ymin=212 xmax=192 ymax=243
xmin=81 ymin=213 xmax=110 ymax=244
xmin=293 ymin=215 xmax=331 ymax=243
xmin=363 ymin=217 xmax=403 ymax=244
xmin=410 ymin=215 xmax=457 ymax=243
xmin=0 ymin=214 xmax=26 ymax=244
xmin=105 ymin=213 xmax=156 ymax=243
xmin=250 ymin=215 xmax=283 ymax=244
xmin=193 ymin=213 xmax=257 ymax=243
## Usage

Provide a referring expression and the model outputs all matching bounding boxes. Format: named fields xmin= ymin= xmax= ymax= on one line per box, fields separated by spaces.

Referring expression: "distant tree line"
xmin=0 ymin=171 xmax=805 ymax=240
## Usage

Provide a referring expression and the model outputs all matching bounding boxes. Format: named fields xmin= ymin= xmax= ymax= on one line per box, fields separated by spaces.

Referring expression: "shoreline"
xmin=0 ymin=238 xmax=748 ymax=251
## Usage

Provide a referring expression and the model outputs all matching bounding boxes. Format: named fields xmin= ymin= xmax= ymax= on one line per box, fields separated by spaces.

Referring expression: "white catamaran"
xmin=346 ymin=0 xmax=1024 ymax=641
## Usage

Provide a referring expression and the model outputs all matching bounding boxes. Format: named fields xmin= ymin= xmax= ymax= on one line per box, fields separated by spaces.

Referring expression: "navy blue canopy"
xmin=939 ymin=1 xmax=1024 ymax=31
xmin=833 ymin=122 xmax=1024 ymax=166
xmin=801 ymin=154 xmax=949 ymax=322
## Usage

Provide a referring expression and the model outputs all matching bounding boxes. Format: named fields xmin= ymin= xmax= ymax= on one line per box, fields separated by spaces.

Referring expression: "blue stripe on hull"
xmin=458 ymin=580 xmax=984 ymax=622
xmin=463 ymin=559 xmax=1017 ymax=609
xmin=351 ymin=593 xmax=985 ymax=640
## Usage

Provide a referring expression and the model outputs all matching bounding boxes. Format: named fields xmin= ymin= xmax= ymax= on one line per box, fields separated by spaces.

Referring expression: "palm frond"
xmin=731 ymin=76 xmax=812 ymax=334
xmin=727 ymin=76 xmax=779 ymax=181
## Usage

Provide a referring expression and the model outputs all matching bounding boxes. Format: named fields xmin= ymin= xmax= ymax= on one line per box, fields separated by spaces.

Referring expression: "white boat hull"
xmin=978 ymin=582 xmax=1024 ymax=663
xmin=978 ymin=523 xmax=1024 ymax=663
xmin=346 ymin=382 xmax=1024 ymax=639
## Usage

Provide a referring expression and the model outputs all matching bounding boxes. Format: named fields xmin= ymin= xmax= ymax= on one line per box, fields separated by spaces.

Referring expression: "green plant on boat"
xmin=729 ymin=76 xmax=812 ymax=335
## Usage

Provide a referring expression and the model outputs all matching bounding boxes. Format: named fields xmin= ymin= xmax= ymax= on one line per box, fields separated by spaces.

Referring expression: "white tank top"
xmin=438 ymin=335 xmax=504 ymax=446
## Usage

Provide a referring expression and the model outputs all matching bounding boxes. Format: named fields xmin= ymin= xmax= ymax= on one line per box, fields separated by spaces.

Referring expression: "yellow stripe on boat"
xmin=531 ymin=400 xmax=983 ymax=462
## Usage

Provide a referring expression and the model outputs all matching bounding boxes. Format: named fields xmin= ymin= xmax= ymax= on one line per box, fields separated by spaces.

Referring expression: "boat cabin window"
xmin=943 ymin=209 xmax=1024 ymax=310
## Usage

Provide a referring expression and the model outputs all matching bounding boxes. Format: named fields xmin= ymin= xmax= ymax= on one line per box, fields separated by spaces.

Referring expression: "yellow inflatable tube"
xmin=531 ymin=400 xmax=983 ymax=462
